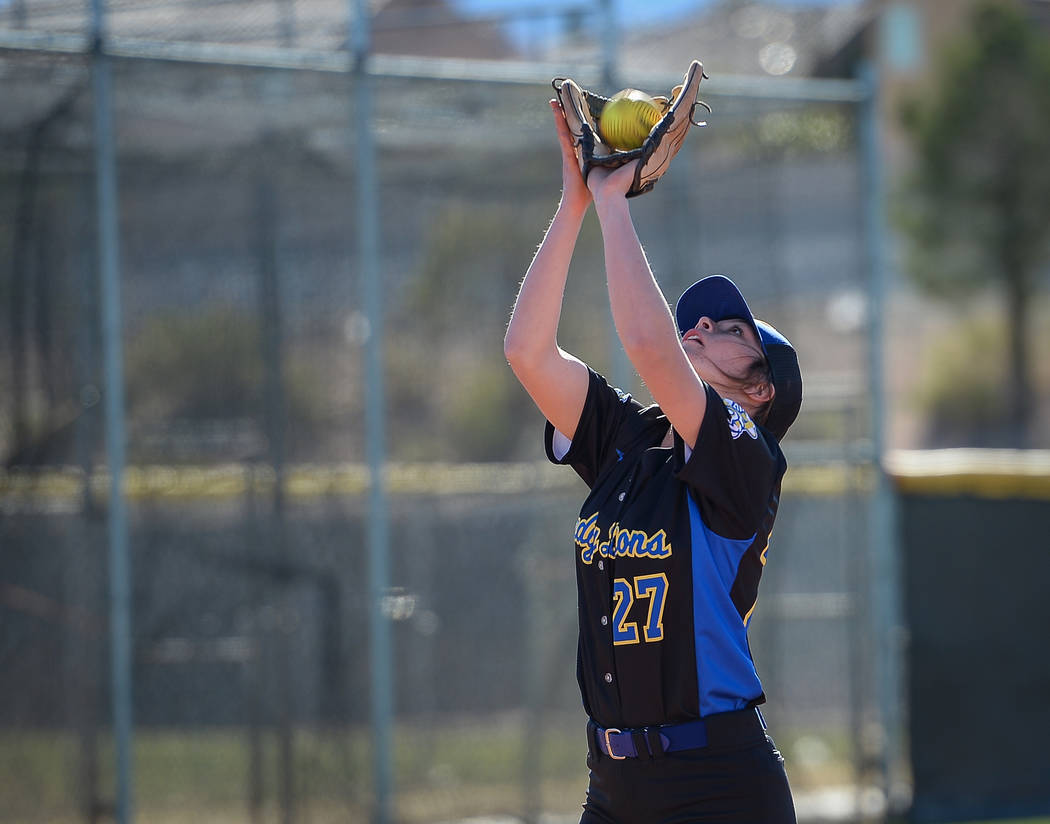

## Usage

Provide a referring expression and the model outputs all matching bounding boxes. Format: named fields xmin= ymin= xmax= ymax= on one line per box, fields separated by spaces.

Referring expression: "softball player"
xmin=503 ymin=101 xmax=803 ymax=823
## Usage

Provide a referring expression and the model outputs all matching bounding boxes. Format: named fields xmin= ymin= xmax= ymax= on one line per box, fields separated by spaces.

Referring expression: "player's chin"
xmin=681 ymin=337 xmax=704 ymax=358
xmin=685 ymin=355 xmax=711 ymax=384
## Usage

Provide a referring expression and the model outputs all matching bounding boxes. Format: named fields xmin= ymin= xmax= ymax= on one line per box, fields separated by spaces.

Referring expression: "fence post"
xmin=89 ymin=0 xmax=133 ymax=822
xmin=596 ymin=0 xmax=633 ymax=390
xmin=858 ymin=59 xmax=905 ymax=817
xmin=351 ymin=2 xmax=393 ymax=823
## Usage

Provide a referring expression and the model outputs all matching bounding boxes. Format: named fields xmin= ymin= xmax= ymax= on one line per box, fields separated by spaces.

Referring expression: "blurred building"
xmin=0 ymin=0 xmax=517 ymax=56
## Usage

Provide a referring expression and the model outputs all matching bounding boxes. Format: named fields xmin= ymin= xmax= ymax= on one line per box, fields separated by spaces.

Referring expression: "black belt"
xmin=589 ymin=707 xmax=766 ymax=760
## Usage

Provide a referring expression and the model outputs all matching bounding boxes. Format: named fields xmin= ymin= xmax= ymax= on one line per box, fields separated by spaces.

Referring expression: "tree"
xmin=897 ymin=0 xmax=1050 ymax=445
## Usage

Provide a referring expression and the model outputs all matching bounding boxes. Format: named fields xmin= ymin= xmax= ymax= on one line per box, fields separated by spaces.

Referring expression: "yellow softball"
xmin=599 ymin=89 xmax=663 ymax=151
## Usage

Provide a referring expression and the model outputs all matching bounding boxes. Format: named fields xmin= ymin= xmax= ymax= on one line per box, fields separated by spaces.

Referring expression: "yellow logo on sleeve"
xmin=723 ymin=398 xmax=759 ymax=440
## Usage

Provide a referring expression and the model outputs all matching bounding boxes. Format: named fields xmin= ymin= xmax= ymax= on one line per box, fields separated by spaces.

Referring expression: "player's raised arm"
xmin=504 ymin=100 xmax=591 ymax=440
xmin=586 ymin=162 xmax=709 ymax=447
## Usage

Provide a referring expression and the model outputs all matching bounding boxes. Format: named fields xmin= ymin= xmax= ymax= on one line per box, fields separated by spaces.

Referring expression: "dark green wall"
xmin=900 ymin=483 xmax=1050 ymax=823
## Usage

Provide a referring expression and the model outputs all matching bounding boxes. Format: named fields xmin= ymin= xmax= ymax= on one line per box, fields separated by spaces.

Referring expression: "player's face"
xmin=681 ymin=316 xmax=767 ymax=392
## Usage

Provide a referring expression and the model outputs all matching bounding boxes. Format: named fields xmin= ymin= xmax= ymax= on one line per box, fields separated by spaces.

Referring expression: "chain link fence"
xmin=1 ymin=2 xmax=884 ymax=822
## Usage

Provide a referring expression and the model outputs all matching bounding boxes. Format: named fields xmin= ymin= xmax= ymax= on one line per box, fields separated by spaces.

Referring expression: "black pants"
xmin=580 ymin=710 xmax=797 ymax=824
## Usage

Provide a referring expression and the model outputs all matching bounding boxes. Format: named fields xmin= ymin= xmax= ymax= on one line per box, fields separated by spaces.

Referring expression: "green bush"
xmin=914 ymin=313 xmax=1011 ymax=446
xmin=126 ymin=306 xmax=264 ymax=421
xmin=125 ymin=306 xmax=334 ymax=461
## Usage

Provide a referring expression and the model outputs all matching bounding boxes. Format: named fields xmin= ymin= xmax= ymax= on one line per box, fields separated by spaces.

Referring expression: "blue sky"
xmin=451 ymin=0 xmax=852 ymax=24
xmin=448 ymin=0 xmax=855 ymax=49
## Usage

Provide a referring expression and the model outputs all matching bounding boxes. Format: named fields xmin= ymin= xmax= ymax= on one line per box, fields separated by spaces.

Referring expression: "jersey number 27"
xmin=612 ymin=573 xmax=668 ymax=645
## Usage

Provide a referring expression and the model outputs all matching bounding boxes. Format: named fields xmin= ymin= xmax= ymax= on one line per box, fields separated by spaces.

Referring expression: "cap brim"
xmin=675 ymin=275 xmax=764 ymax=354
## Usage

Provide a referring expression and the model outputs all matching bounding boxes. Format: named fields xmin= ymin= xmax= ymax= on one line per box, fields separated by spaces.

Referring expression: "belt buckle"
xmin=603 ymin=727 xmax=626 ymax=760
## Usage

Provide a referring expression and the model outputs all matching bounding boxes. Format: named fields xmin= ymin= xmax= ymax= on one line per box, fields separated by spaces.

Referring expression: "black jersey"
xmin=545 ymin=368 xmax=787 ymax=730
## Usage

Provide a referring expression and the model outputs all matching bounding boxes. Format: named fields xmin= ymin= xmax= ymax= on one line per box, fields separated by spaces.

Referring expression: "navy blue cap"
xmin=674 ymin=275 xmax=802 ymax=441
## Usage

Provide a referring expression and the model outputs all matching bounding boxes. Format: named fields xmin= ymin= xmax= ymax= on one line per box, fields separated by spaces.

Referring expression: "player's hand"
xmin=587 ymin=159 xmax=639 ymax=207
xmin=550 ymin=99 xmax=592 ymax=214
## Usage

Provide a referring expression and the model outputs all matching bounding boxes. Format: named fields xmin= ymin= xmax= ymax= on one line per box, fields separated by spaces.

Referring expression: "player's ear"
xmin=745 ymin=379 xmax=774 ymax=406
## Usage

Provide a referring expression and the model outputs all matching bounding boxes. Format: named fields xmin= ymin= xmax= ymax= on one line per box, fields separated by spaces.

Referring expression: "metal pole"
xmin=597 ymin=0 xmax=632 ymax=389
xmin=857 ymin=60 xmax=904 ymax=816
xmin=351 ymin=3 xmax=393 ymax=823
xmin=254 ymin=174 xmax=296 ymax=824
xmin=598 ymin=0 xmax=617 ymax=99
xmin=90 ymin=1 xmax=133 ymax=822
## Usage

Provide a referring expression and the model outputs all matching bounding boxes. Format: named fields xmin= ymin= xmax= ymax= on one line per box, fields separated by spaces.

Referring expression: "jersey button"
xmin=604 ymin=672 xmax=613 ymax=684
xmin=597 ymin=560 xmax=604 ymax=571
xmin=601 ymin=616 xmax=608 ymax=626
xmin=618 ymin=492 xmax=625 ymax=501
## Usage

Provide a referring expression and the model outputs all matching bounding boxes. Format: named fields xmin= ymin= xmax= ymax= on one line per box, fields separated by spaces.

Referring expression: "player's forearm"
xmin=594 ymin=199 xmax=680 ymax=365
xmin=504 ymin=199 xmax=587 ymax=366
